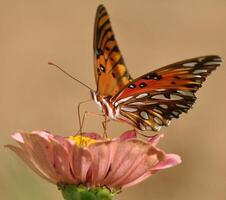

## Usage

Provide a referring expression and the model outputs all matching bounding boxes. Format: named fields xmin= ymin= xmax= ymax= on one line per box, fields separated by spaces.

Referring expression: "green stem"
xmin=59 ymin=184 xmax=116 ymax=200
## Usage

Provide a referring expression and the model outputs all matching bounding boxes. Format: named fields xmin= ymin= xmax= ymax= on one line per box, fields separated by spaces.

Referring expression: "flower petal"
xmin=27 ymin=133 xmax=64 ymax=182
xmin=123 ymin=154 xmax=182 ymax=187
xmin=119 ymin=130 xmax=137 ymax=141
xmin=148 ymin=134 xmax=164 ymax=146
xmin=152 ymin=154 xmax=182 ymax=171
xmin=50 ymin=139 xmax=76 ymax=183
xmin=89 ymin=141 xmax=118 ymax=186
xmin=70 ymin=145 xmax=92 ymax=183
xmin=107 ymin=141 xmax=165 ymax=188
xmin=5 ymin=144 xmax=56 ymax=183
xmin=12 ymin=132 xmax=24 ymax=143
xmin=7 ymin=130 xmax=181 ymax=189
xmin=81 ymin=132 xmax=102 ymax=140
xmin=101 ymin=140 xmax=163 ymax=188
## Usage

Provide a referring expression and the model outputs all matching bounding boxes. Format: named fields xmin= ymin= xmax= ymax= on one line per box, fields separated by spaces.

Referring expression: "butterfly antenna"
xmin=48 ymin=62 xmax=93 ymax=90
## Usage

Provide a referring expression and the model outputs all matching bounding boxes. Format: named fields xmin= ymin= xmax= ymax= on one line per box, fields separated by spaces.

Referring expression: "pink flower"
xmin=6 ymin=130 xmax=181 ymax=189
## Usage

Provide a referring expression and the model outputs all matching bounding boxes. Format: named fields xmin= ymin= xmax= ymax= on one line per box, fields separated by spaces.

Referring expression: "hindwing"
xmin=112 ymin=55 xmax=221 ymax=131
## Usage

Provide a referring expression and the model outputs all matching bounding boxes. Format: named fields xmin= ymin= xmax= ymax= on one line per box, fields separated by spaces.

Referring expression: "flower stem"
xmin=59 ymin=184 xmax=115 ymax=200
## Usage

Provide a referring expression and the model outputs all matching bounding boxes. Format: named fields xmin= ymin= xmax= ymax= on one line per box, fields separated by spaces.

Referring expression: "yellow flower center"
xmin=69 ymin=135 xmax=97 ymax=146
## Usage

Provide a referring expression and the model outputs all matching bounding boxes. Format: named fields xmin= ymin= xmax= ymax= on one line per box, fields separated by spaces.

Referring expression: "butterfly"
xmin=89 ymin=4 xmax=221 ymax=132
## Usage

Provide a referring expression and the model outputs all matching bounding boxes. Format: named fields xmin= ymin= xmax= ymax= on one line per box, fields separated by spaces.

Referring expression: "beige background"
xmin=1 ymin=0 xmax=226 ymax=200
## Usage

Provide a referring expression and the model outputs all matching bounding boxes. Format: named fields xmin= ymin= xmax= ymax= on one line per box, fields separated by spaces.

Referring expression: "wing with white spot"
xmin=112 ymin=55 xmax=221 ymax=131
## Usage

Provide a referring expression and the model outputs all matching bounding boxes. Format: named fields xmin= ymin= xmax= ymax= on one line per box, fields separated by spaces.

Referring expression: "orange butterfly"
xmin=90 ymin=5 xmax=221 ymax=132
xmin=50 ymin=5 xmax=221 ymax=133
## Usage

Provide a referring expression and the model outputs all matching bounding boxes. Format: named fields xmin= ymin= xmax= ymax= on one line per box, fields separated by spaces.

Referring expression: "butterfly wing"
xmin=112 ymin=55 xmax=221 ymax=131
xmin=94 ymin=5 xmax=132 ymax=97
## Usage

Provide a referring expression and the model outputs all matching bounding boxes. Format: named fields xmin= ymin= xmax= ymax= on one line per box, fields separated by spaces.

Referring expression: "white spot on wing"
xmin=140 ymin=111 xmax=149 ymax=120
xmin=166 ymin=120 xmax=171 ymax=126
xmin=183 ymin=62 xmax=197 ymax=67
xmin=204 ymin=61 xmax=220 ymax=65
xmin=193 ymin=69 xmax=208 ymax=74
xmin=129 ymin=101 xmax=157 ymax=106
xmin=170 ymin=94 xmax=183 ymax=100
xmin=114 ymin=96 xmax=133 ymax=106
xmin=129 ymin=102 xmax=146 ymax=106
xmin=172 ymin=111 xmax=180 ymax=116
xmin=139 ymin=123 xmax=146 ymax=131
xmin=156 ymin=89 xmax=165 ymax=92
xmin=159 ymin=104 xmax=168 ymax=109
xmin=154 ymin=117 xmax=162 ymax=125
xmin=153 ymin=108 xmax=163 ymax=114
xmin=213 ymin=57 xmax=221 ymax=61
xmin=152 ymin=94 xmax=169 ymax=100
xmin=154 ymin=125 xmax=161 ymax=131
xmin=198 ymin=57 xmax=205 ymax=62
xmin=136 ymin=93 xmax=148 ymax=99
xmin=177 ymin=90 xmax=194 ymax=97
xmin=176 ymin=104 xmax=188 ymax=108
xmin=121 ymin=107 xmax=138 ymax=112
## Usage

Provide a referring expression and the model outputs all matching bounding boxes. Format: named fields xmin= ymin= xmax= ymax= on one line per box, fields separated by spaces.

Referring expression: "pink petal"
xmin=122 ymin=170 xmax=156 ymax=188
xmin=70 ymin=145 xmax=92 ymax=183
xmin=122 ymin=153 xmax=181 ymax=187
xmin=107 ymin=141 xmax=164 ymax=188
xmin=50 ymin=139 xmax=75 ymax=183
xmin=148 ymin=134 xmax=164 ymax=146
xmin=152 ymin=154 xmax=182 ymax=171
xmin=103 ymin=140 xmax=162 ymax=187
xmin=31 ymin=130 xmax=52 ymax=140
xmin=8 ymin=131 xmax=78 ymax=184
xmin=5 ymin=144 xmax=56 ymax=183
xmin=119 ymin=130 xmax=137 ymax=141
xmin=89 ymin=141 xmax=118 ymax=186
xmin=7 ymin=130 xmax=181 ymax=189
xmin=12 ymin=132 xmax=24 ymax=143
xmin=80 ymin=132 xmax=102 ymax=140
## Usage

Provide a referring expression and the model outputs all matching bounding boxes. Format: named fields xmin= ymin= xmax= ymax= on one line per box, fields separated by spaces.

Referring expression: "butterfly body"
xmin=91 ymin=91 xmax=120 ymax=120
xmin=92 ymin=5 xmax=222 ymax=131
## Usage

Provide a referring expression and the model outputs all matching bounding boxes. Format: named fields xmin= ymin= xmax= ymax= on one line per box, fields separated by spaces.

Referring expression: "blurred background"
xmin=1 ymin=0 xmax=226 ymax=200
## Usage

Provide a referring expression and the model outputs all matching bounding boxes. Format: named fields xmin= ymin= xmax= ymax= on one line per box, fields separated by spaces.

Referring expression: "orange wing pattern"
xmin=93 ymin=5 xmax=132 ymax=97
xmin=112 ymin=55 xmax=221 ymax=131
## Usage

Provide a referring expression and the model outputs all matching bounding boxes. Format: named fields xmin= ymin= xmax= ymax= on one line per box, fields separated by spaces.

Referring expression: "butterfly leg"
xmin=77 ymin=99 xmax=92 ymax=133
xmin=80 ymin=111 xmax=105 ymax=132
xmin=102 ymin=115 xmax=110 ymax=139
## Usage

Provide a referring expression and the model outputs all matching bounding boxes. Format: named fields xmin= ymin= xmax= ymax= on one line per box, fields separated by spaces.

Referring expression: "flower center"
xmin=69 ymin=135 xmax=97 ymax=146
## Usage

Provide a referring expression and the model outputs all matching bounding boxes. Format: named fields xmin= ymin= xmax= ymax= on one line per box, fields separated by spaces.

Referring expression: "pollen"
xmin=68 ymin=135 xmax=97 ymax=146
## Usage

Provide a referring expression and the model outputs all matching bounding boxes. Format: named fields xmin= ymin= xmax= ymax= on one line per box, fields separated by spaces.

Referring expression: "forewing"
xmin=94 ymin=5 xmax=132 ymax=97
xmin=112 ymin=55 xmax=221 ymax=131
